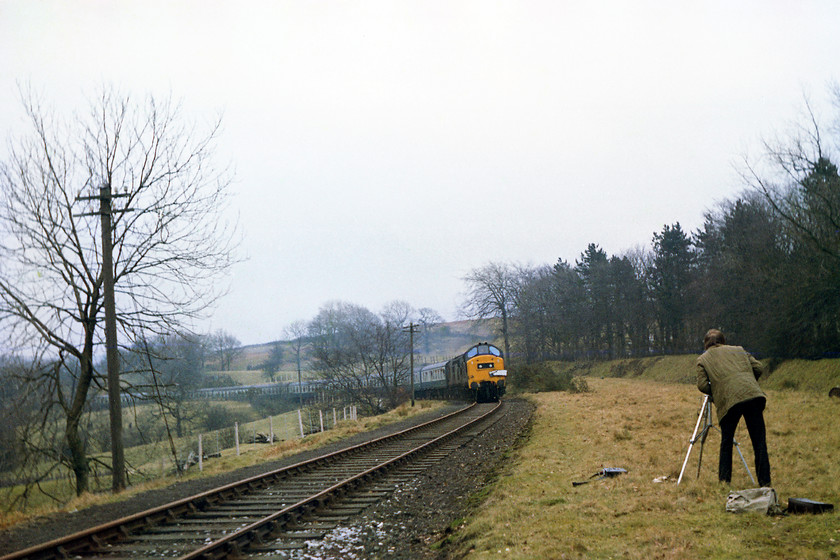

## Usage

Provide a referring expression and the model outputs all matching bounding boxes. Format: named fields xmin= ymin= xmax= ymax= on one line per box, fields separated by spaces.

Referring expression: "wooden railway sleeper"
xmin=119 ymin=522 xmax=135 ymax=538
xmin=259 ymin=514 xmax=292 ymax=544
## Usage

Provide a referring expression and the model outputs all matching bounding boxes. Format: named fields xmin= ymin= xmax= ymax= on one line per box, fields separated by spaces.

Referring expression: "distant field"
xmin=450 ymin=377 xmax=840 ymax=559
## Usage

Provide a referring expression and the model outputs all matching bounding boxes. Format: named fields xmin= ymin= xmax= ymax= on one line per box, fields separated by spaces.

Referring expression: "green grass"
xmin=762 ymin=358 xmax=840 ymax=394
xmin=446 ymin=378 xmax=840 ymax=559
xmin=531 ymin=355 xmax=840 ymax=393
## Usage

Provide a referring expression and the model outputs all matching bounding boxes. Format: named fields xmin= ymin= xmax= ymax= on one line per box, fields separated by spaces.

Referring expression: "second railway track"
xmin=4 ymin=401 xmax=503 ymax=560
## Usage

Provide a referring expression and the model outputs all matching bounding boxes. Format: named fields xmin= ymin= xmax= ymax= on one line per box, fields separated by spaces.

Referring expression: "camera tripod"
xmin=677 ymin=394 xmax=755 ymax=485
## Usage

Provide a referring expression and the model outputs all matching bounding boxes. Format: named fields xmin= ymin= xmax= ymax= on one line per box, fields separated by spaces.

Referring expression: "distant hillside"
xmin=215 ymin=320 xmax=503 ymax=382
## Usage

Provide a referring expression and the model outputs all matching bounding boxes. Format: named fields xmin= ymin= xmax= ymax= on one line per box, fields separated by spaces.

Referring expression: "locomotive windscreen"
xmin=466 ymin=343 xmax=502 ymax=358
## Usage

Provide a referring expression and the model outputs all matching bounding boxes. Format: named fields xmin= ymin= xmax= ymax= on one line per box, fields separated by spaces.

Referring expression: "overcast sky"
xmin=2 ymin=1 xmax=839 ymax=345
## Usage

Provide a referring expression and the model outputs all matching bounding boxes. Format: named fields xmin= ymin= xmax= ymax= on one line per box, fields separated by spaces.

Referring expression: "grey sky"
xmin=2 ymin=1 xmax=839 ymax=345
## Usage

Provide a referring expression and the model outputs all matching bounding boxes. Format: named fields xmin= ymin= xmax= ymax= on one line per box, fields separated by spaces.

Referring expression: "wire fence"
xmin=139 ymin=405 xmax=359 ymax=477
xmin=1 ymin=405 xmax=360 ymax=500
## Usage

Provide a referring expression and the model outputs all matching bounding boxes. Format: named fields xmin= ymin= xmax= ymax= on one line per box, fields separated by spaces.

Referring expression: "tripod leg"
xmin=677 ymin=397 xmax=710 ymax=485
xmin=678 ymin=439 xmax=697 ymax=485
xmin=696 ymin=432 xmax=705 ymax=478
xmin=733 ymin=440 xmax=757 ymax=485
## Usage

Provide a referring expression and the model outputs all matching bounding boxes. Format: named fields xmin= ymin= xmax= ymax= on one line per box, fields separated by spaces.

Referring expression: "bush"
xmin=569 ymin=376 xmax=590 ymax=393
xmin=509 ymin=363 xmax=590 ymax=394
xmin=201 ymin=404 xmax=241 ymax=432
xmin=249 ymin=393 xmax=296 ymax=417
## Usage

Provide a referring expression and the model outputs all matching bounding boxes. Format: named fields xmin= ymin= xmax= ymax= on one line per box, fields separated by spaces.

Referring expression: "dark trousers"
xmin=719 ymin=397 xmax=771 ymax=486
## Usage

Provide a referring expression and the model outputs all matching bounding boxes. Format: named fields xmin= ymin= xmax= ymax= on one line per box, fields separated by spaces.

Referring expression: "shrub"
xmin=509 ymin=363 xmax=590 ymax=394
xmin=201 ymin=404 xmax=241 ymax=432
xmin=569 ymin=376 xmax=590 ymax=393
xmin=249 ymin=393 xmax=296 ymax=417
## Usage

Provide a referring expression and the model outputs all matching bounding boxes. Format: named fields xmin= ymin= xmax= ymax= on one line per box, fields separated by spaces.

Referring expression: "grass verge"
xmin=446 ymin=378 xmax=839 ymax=559
xmin=0 ymin=400 xmax=444 ymax=530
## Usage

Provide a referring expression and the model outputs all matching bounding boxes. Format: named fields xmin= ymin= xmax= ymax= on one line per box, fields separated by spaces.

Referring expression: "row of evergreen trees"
xmin=503 ymin=97 xmax=840 ymax=361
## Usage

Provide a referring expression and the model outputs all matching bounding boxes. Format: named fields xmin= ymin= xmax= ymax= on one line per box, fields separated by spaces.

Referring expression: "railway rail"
xmin=3 ymin=401 xmax=502 ymax=560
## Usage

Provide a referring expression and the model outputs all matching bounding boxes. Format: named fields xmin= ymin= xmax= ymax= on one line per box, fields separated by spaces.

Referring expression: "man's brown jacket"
xmin=696 ymin=344 xmax=765 ymax=421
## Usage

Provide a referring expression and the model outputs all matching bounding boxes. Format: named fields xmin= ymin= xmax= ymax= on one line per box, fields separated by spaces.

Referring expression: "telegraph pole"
xmin=403 ymin=322 xmax=419 ymax=407
xmin=78 ymin=183 xmax=129 ymax=492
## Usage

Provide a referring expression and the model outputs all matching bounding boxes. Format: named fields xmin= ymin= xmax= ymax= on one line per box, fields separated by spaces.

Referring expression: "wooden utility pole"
xmin=100 ymin=184 xmax=126 ymax=492
xmin=79 ymin=184 xmax=129 ymax=492
xmin=403 ymin=322 xmax=419 ymax=407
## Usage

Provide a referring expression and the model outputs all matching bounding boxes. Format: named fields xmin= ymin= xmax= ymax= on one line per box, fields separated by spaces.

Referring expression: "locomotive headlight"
xmin=490 ymin=370 xmax=507 ymax=377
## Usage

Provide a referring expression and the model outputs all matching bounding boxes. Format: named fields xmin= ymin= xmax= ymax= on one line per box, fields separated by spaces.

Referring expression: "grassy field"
xmin=448 ymin=377 xmax=840 ymax=559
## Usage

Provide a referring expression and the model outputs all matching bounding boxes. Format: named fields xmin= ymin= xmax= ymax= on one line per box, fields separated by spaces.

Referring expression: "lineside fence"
xmin=0 ymin=405 xmax=359 ymax=501
xmin=138 ymin=405 xmax=359 ymax=478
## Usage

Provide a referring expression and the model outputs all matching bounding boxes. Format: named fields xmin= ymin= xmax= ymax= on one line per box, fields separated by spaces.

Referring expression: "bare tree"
xmin=379 ymin=301 xmax=414 ymax=401
xmin=308 ymin=302 xmax=380 ymax=413
xmin=210 ymin=329 xmax=243 ymax=372
xmin=0 ymin=87 xmax=238 ymax=495
xmin=307 ymin=301 xmax=410 ymax=413
xmin=743 ymin=89 xmax=840 ymax=264
xmin=461 ymin=262 xmax=520 ymax=363
xmin=284 ymin=320 xmax=309 ymax=406
xmin=123 ymin=332 xmax=207 ymax=438
xmin=260 ymin=341 xmax=284 ymax=382
xmin=416 ymin=307 xmax=443 ymax=354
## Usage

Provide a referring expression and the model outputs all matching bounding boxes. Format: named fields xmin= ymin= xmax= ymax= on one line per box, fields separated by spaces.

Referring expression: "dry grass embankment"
xmin=0 ymin=400 xmax=444 ymax=530
xmin=451 ymin=377 xmax=839 ymax=559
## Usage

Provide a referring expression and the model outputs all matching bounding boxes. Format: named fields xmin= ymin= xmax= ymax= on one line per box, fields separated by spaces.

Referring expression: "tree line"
xmin=463 ymin=89 xmax=840 ymax=362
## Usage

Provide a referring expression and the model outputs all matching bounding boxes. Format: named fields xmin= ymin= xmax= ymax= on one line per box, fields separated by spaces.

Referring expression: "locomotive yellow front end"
xmin=464 ymin=342 xmax=506 ymax=402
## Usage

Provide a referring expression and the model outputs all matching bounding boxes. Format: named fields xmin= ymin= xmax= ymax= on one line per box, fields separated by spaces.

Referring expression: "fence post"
xmin=198 ymin=434 xmax=203 ymax=472
xmin=319 ymin=410 xmax=324 ymax=432
xmin=333 ymin=408 xmax=337 ymax=426
xmin=235 ymin=422 xmax=240 ymax=456
xmin=269 ymin=415 xmax=274 ymax=444
xmin=298 ymin=409 xmax=304 ymax=438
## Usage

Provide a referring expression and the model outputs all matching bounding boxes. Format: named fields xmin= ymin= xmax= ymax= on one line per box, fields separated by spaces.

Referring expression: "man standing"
xmin=696 ymin=329 xmax=772 ymax=487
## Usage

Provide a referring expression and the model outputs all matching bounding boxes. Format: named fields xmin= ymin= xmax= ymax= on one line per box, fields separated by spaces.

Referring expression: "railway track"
xmin=3 ymin=401 xmax=502 ymax=560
